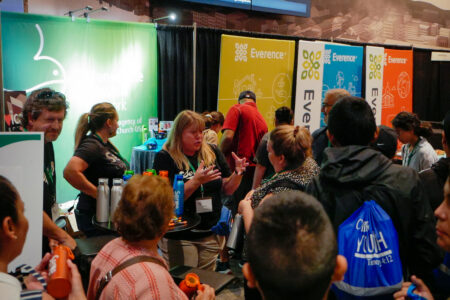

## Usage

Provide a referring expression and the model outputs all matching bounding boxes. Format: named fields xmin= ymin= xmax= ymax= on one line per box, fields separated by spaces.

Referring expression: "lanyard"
xmin=406 ymin=139 xmax=420 ymax=166
xmin=93 ymin=133 xmax=130 ymax=169
xmin=186 ymin=158 xmax=205 ymax=197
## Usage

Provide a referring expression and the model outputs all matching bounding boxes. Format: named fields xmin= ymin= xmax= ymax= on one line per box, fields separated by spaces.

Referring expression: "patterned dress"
xmin=251 ymin=157 xmax=320 ymax=209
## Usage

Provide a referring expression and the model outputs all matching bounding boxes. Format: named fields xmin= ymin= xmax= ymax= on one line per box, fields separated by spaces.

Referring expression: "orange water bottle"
xmin=159 ymin=170 xmax=169 ymax=182
xmin=47 ymin=245 xmax=75 ymax=299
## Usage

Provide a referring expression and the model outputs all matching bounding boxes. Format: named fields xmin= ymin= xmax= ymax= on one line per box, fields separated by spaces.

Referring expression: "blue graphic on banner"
xmin=321 ymin=44 xmax=363 ymax=127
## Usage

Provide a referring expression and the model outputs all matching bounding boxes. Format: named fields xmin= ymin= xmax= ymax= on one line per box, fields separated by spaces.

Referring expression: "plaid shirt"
xmin=87 ymin=238 xmax=188 ymax=300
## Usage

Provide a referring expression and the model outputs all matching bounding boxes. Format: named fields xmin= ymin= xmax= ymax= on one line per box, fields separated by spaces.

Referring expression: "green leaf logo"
xmin=369 ymin=54 xmax=382 ymax=80
xmin=301 ymin=50 xmax=321 ymax=80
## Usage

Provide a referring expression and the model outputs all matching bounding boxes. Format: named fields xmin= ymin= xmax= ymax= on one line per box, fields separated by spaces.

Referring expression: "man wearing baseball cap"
xmin=220 ymin=90 xmax=268 ymax=214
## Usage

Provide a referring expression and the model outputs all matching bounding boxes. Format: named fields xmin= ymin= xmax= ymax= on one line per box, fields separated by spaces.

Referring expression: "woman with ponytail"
xmin=238 ymin=125 xmax=320 ymax=232
xmin=64 ymin=103 xmax=128 ymax=237
xmin=392 ymin=111 xmax=438 ymax=172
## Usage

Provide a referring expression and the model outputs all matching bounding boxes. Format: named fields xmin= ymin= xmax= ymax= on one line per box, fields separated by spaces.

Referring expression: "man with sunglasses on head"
xmin=311 ymin=89 xmax=350 ymax=166
xmin=21 ymin=88 xmax=76 ymax=254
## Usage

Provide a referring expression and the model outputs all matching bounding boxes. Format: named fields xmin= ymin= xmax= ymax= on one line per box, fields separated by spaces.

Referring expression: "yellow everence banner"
xmin=217 ymin=34 xmax=295 ymax=131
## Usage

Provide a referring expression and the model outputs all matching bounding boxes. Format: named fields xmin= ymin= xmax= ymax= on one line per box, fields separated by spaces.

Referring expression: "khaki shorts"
xmin=159 ymin=234 xmax=225 ymax=271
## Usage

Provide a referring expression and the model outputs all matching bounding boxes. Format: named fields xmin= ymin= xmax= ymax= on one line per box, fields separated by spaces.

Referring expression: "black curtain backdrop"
xmin=157 ymin=25 xmax=194 ymax=121
xmin=413 ymin=49 xmax=450 ymax=122
xmin=194 ymin=28 xmax=222 ymax=114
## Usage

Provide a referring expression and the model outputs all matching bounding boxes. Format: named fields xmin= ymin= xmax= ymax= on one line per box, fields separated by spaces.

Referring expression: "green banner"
xmin=2 ymin=12 xmax=158 ymax=202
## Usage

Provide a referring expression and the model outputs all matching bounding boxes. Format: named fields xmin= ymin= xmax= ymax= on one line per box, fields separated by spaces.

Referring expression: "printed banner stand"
xmin=217 ymin=34 xmax=295 ymax=131
xmin=381 ymin=49 xmax=413 ymax=126
xmin=294 ymin=41 xmax=324 ymax=132
xmin=365 ymin=46 xmax=385 ymax=125
xmin=321 ymin=42 xmax=363 ymax=127
xmin=0 ymin=132 xmax=44 ymax=271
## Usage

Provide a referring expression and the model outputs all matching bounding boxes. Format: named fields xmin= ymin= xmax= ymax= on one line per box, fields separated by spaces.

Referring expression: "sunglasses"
xmin=36 ymin=90 xmax=66 ymax=102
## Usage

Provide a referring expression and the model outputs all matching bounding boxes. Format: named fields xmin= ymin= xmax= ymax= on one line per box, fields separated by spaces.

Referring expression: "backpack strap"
xmin=95 ymin=255 xmax=166 ymax=300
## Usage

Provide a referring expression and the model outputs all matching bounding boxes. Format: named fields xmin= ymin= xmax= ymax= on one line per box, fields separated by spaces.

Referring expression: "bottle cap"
xmin=113 ymin=178 xmax=123 ymax=185
xmin=98 ymin=178 xmax=108 ymax=185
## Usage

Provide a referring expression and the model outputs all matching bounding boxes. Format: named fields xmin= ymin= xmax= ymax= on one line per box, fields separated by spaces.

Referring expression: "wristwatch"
xmin=234 ymin=169 xmax=244 ymax=176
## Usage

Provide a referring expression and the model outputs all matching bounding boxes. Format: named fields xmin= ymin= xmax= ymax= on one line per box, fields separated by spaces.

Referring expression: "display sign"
xmin=252 ymin=0 xmax=310 ymax=17
xmin=321 ymin=43 xmax=363 ymax=126
xmin=217 ymin=34 xmax=295 ymax=131
xmin=178 ymin=0 xmax=311 ymax=17
xmin=381 ymin=49 xmax=413 ymax=126
xmin=0 ymin=133 xmax=44 ymax=270
xmin=4 ymin=90 xmax=26 ymax=131
xmin=2 ymin=12 xmax=158 ymax=202
xmin=365 ymin=46 xmax=385 ymax=125
xmin=294 ymin=41 xmax=324 ymax=132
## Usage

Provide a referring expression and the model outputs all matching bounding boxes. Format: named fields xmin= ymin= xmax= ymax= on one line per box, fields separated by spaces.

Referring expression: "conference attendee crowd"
xmin=0 ymin=87 xmax=449 ymax=300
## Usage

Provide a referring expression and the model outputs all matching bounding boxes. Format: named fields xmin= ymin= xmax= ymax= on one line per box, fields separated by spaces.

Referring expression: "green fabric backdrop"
xmin=2 ymin=12 xmax=158 ymax=202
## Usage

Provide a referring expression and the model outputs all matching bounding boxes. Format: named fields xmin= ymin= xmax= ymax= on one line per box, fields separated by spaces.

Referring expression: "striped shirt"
xmin=87 ymin=238 xmax=188 ymax=300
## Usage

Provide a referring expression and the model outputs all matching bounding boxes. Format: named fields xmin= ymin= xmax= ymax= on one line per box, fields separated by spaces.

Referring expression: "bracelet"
xmin=234 ymin=169 xmax=244 ymax=176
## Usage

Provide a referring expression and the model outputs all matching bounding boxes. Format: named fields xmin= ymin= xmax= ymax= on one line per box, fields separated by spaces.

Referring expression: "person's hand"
xmin=58 ymin=232 xmax=77 ymax=250
xmin=42 ymin=292 xmax=55 ymax=300
xmin=195 ymin=284 xmax=215 ymax=300
xmin=66 ymin=259 xmax=87 ymax=300
xmin=232 ymin=152 xmax=248 ymax=175
xmin=24 ymin=253 xmax=52 ymax=290
xmin=193 ymin=161 xmax=222 ymax=185
xmin=238 ymin=190 xmax=254 ymax=215
xmin=393 ymin=276 xmax=433 ymax=300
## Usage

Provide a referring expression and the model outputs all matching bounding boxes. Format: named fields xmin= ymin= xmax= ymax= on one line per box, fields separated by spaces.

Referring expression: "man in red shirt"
xmin=220 ymin=90 xmax=268 ymax=213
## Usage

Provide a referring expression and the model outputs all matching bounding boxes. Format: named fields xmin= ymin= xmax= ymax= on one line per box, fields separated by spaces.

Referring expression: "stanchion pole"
xmin=192 ymin=22 xmax=197 ymax=112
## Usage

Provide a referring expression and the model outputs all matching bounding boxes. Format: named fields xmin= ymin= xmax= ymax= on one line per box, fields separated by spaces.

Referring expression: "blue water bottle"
xmin=173 ymin=174 xmax=184 ymax=217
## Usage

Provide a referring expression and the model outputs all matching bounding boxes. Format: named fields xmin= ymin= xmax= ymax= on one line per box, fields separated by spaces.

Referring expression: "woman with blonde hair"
xmin=64 ymin=102 xmax=128 ymax=237
xmin=239 ymin=125 xmax=320 ymax=232
xmin=88 ymin=175 xmax=215 ymax=300
xmin=153 ymin=110 xmax=248 ymax=271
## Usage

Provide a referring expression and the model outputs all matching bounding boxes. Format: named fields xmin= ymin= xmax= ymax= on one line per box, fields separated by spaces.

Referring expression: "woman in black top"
xmin=64 ymin=103 xmax=128 ymax=237
xmin=153 ymin=110 xmax=247 ymax=270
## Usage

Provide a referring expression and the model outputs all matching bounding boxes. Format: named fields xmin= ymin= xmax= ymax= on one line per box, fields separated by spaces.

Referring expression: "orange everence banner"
xmin=381 ymin=49 xmax=413 ymax=126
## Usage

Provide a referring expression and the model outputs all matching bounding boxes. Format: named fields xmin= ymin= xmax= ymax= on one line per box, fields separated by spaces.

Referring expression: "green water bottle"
xmin=141 ymin=125 xmax=148 ymax=144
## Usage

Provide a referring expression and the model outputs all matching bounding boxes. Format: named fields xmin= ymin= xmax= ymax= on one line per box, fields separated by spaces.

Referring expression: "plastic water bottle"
xmin=141 ymin=125 xmax=149 ymax=144
xmin=122 ymin=170 xmax=134 ymax=185
xmin=173 ymin=174 xmax=184 ymax=217
xmin=110 ymin=178 xmax=123 ymax=217
xmin=96 ymin=178 xmax=110 ymax=222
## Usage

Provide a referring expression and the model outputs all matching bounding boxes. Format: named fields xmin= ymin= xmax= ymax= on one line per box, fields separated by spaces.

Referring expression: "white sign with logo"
xmin=365 ymin=46 xmax=385 ymax=125
xmin=0 ymin=133 xmax=44 ymax=271
xmin=294 ymin=41 xmax=324 ymax=132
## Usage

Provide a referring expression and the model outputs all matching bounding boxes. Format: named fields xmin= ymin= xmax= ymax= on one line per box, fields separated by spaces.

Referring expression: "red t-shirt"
xmin=222 ymin=102 xmax=268 ymax=169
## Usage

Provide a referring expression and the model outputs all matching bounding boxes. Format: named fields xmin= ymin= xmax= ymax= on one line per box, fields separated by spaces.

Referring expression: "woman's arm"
xmin=63 ymin=156 xmax=97 ymax=199
xmin=238 ymin=190 xmax=255 ymax=233
xmin=222 ymin=152 xmax=248 ymax=195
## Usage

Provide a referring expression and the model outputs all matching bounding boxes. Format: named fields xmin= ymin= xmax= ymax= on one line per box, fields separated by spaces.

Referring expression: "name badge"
xmin=196 ymin=197 xmax=213 ymax=214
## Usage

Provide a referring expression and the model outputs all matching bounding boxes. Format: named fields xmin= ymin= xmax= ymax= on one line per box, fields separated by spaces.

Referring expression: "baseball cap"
xmin=370 ymin=125 xmax=398 ymax=159
xmin=238 ymin=90 xmax=256 ymax=101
